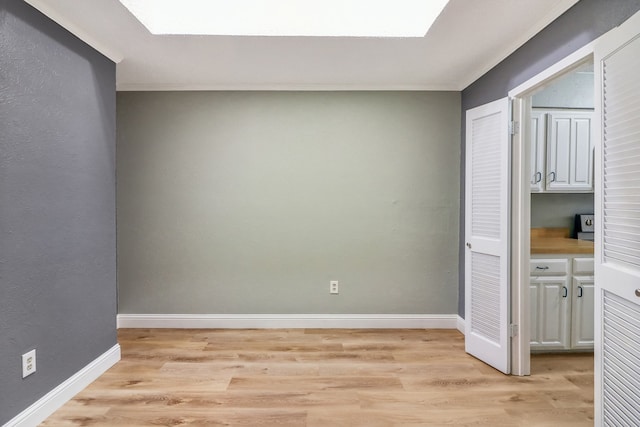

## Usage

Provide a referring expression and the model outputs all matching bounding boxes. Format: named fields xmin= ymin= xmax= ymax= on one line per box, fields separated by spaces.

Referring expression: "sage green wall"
xmin=117 ymin=91 xmax=460 ymax=314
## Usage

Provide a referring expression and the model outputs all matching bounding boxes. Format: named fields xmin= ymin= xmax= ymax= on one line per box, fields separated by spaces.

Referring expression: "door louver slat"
xmin=605 ymin=217 xmax=640 ymax=228
xmin=602 ymin=43 xmax=640 ymax=271
xmin=470 ymin=252 xmax=501 ymax=343
xmin=604 ymin=154 xmax=640 ymax=168
xmin=471 ymin=112 xmax=501 ymax=240
xmin=604 ymin=209 xmax=640 ymax=220
xmin=603 ymin=134 xmax=640 ymax=153
xmin=603 ymin=291 xmax=640 ymax=426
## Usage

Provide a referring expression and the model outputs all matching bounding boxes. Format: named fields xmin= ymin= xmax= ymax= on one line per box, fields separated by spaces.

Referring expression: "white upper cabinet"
xmin=529 ymin=110 xmax=594 ymax=193
xmin=546 ymin=111 xmax=593 ymax=191
xmin=530 ymin=111 xmax=546 ymax=193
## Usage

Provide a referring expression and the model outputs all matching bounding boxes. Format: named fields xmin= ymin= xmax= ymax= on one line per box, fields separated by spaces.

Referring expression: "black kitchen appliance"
xmin=575 ymin=214 xmax=594 ymax=241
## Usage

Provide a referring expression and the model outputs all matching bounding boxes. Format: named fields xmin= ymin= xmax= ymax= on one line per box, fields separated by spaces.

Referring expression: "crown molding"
xmin=23 ymin=0 xmax=124 ymax=63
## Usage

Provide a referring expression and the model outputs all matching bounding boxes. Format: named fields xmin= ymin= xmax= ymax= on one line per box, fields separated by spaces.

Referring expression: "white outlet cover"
xmin=22 ymin=349 xmax=36 ymax=378
xmin=330 ymin=280 xmax=339 ymax=294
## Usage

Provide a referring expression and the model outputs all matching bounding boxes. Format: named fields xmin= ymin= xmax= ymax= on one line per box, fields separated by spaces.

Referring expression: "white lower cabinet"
xmin=571 ymin=276 xmax=594 ymax=349
xmin=530 ymin=255 xmax=594 ymax=351
xmin=530 ymin=277 xmax=570 ymax=349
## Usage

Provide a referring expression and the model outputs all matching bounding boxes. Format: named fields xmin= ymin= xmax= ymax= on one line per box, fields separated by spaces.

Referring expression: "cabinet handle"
xmin=535 ymin=266 xmax=549 ymax=270
xmin=549 ymin=171 xmax=556 ymax=182
xmin=536 ymin=172 xmax=542 ymax=183
xmin=562 ymin=286 xmax=568 ymax=298
xmin=578 ymin=286 xmax=583 ymax=298
xmin=635 ymin=289 xmax=640 ymax=297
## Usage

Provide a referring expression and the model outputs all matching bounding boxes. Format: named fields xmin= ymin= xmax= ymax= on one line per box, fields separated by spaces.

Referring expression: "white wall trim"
xmin=115 ymin=83 xmax=457 ymax=92
xmin=23 ymin=0 xmax=124 ymax=63
xmin=456 ymin=315 xmax=465 ymax=335
xmin=508 ymin=42 xmax=594 ymax=98
xmin=117 ymin=314 xmax=458 ymax=329
xmin=509 ymin=96 xmax=532 ymax=377
xmin=3 ymin=344 xmax=120 ymax=427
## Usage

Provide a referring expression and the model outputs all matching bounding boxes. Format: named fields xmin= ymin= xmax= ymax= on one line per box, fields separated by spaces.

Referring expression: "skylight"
xmin=118 ymin=0 xmax=449 ymax=38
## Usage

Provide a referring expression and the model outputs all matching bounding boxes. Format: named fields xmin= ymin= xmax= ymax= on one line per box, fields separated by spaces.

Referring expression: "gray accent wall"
xmin=117 ymin=91 xmax=460 ymax=315
xmin=0 ymin=0 xmax=117 ymax=423
xmin=531 ymin=193 xmax=594 ymax=236
xmin=459 ymin=0 xmax=640 ymax=317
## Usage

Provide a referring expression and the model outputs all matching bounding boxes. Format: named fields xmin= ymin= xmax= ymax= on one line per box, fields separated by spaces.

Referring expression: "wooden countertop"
xmin=531 ymin=228 xmax=594 ymax=255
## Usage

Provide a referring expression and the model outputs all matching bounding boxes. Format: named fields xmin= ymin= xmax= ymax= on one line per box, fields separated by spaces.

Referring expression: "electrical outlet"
xmin=22 ymin=349 xmax=36 ymax=378
xmin=330 ymin=280 xmax=339 ymax=294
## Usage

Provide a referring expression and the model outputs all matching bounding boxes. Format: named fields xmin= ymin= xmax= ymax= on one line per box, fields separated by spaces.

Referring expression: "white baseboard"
xmin=456 ymin=315 xmax=465 ymax=335
xmin=117 ymin=313 xmax=458 ymax=329
xmin=4 ymin=344 xmax=121 ymax=427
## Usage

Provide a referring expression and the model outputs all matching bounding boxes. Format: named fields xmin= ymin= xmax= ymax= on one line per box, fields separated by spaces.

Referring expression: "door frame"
xmin=507 ymin=43 xmax=595 ymax=376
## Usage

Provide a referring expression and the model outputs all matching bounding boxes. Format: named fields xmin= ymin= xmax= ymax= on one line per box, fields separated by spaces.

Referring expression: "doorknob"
xmin=466 ymin=242 xmax=472 ymax=249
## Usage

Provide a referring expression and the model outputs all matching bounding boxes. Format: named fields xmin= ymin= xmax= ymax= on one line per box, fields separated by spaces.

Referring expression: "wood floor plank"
xmin=307 ymin=407 xmax=513 ymax=427
xmin=42 ymin=329 xmax=594 ymax=426
xmin=228 ymin=375 xmax=404 ymax=392
xmin=357 ymin=390 xmax=556 ymax=411
xmin=160 ymin=361 xmax=321 ymax=377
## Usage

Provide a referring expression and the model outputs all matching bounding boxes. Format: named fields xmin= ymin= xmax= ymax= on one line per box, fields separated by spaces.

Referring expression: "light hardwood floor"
xmin=42 ymin=329 xmax=593 ymax=426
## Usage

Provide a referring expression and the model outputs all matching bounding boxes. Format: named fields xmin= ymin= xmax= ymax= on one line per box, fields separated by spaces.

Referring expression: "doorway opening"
xmin=527 ymin=61 xmax=595 ymax=356
xmin=509 ymin=46 xmax=595 ymax=375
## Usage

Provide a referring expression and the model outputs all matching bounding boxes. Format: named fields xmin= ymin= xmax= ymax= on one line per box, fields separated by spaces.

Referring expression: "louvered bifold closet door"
xmin=594 ymin=10 xmax=640 ymax=427
xmin=465 ymin=98 xmax=510 ymax=374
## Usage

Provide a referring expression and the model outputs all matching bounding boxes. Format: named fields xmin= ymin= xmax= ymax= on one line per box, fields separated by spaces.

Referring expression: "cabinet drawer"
xmin=530 ymin=258 xmax=568 ymax=276
xmin=573 ymin=258 xmax=594 ymax=275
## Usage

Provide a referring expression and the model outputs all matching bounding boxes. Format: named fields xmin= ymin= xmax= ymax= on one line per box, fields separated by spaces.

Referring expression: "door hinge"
xmin=509 ymin=121 xmax=520 ymax=135
xmin=510 ymin=324 xmax=519 ymax=338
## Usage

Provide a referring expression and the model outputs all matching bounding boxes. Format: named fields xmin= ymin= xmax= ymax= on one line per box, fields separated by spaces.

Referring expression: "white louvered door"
xmin=593 ymin=11 xmax=640 ymax=426
xmin=465 ymin=97 xmax=510 ymax=374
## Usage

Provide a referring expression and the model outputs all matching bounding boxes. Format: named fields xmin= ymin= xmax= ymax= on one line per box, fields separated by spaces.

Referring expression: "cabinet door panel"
xmin=573 ymin=118 xmax=592 ymax=186
xmin=547 ymin=116 xmax=572 ymax=189
xmin=530 ymin=112 xmax=546 ymax=192
xmin=541 ymin=281 xmax=568 ymax=346
xmin=530 ymin=284 xmax=540 ymax=345
xmin=572 ymin=277 xmax=595 ymax=349
xmin=546 ymin=112 xmax=593 ymax=191
xmin=530 ymin=277 xmax=570 ymax=350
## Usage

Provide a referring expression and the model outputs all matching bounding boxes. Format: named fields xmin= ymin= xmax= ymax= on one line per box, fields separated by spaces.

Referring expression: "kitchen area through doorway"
xmin=527 ymin=60 xmax=595 ymax=354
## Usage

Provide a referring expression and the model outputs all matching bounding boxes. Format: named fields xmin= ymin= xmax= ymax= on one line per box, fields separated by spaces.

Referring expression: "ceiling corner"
xmin=456 ymin=0 xmax=580 ymax=91
xmin=23 ymin=0 xmax=124 ymax=63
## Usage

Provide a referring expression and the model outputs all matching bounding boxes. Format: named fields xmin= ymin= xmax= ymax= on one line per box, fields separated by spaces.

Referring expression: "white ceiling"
xmin=25 ymin=0 xmax=579 ymax=91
